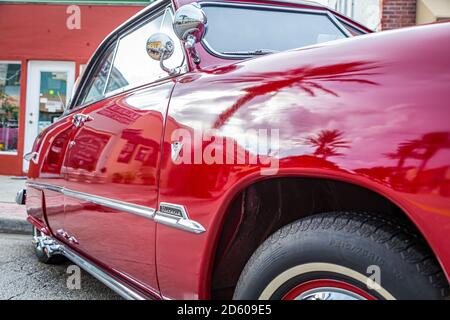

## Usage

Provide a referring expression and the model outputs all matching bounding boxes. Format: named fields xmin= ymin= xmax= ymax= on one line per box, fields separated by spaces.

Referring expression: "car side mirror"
xmin=173 ymin=2 xmax=207 ymax=64
xmin=146 ymin=32 xmax=177 ymax=75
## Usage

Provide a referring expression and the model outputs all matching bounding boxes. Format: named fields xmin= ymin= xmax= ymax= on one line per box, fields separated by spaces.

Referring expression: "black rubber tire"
xmin=33 ymin=227 xmax=66 ymax=264
xmin=233 ymin=212 xmax=449 ymax=300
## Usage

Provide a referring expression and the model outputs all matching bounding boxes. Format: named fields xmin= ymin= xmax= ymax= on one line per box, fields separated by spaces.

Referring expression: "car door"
xmin=60 ymin=6 xmax=185 ymax=297
xmin=24 ymin=61 xmax=76 ymax=233
xmin=26 ymin=114 xmax=77 ymax=233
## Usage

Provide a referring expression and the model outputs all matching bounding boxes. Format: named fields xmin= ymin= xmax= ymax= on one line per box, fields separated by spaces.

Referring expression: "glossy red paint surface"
xmin=26 ymin=0 xmax=450 ymax=300
xmin=61 ymin=81 xmax=174 ymax=297
xmin=28 ymin=79 xmax=176 ymax=298
xmin=156 ymin=21 xmax=450 ymax=299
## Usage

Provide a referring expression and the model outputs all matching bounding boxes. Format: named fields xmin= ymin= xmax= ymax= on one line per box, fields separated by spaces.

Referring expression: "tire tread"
xmin=234 ymin=211 xmax=449 ymax=299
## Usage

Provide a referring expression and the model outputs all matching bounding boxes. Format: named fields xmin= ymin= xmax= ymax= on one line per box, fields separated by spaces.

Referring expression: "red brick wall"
xmin=381 ymin=0 xmax=417 ymax=30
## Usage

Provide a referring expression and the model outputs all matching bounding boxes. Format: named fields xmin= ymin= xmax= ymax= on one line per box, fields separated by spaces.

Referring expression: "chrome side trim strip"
xmin=27 ymin=182 xmax=154 ymax=219
xmin=155 ymin=212 xmax=206 ymax=234
xmin=26 ymin=181 xmax=205 ymax=234
xmin=63 ymin=189 xmax=155 ymax=219
xmin=27 ymin=181 xmax=62 ymax=193
xmin=57 ymin=240 xmax=148 ymax=300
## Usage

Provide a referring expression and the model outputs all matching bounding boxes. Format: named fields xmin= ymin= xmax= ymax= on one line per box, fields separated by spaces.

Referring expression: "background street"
xmin=0 ymin=233 xmax=120 ymax=300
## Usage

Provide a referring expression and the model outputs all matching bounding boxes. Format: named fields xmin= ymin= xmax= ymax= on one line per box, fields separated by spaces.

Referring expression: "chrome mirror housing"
xmin=146 ymin=32 xmax=178 ymax=75
xmin=173 ymin=2 xmax=207 ymax=64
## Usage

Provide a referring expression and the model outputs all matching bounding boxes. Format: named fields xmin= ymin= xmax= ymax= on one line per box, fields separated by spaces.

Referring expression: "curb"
xmin=0 ymin=203 xmax=32 ymax=235
xmin=0 ymin=216 xmax=32 ymax=234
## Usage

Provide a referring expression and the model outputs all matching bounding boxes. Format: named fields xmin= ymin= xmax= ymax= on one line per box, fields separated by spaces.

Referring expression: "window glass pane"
xmin=38 ymin=71 xmax=67 ymax=133
xmin=0 ymin=63 xmax=21 ymax=153
xmin=81 ymin=43 xmax=116 ymax=105
xmin=106 ymin=8 xmax=185 ymax=94
xmin=203 ymin=6 xmax=346 ymax=54
xmin=106 ymin=14 xmax=164 ymax=93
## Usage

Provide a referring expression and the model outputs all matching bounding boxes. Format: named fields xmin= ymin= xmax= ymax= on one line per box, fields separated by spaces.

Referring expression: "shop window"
xmin=0 ymin=62 xmax=21 ymax=153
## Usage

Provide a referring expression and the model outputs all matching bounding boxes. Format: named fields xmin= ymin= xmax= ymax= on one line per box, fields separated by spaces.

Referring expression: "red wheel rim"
xmin=282 ymin=279 xmax=377 ymax=300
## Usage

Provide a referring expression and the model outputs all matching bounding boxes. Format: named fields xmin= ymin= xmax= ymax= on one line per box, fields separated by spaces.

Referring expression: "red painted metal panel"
xmin=157 ymin=22 xmax=450 ymax=299
xmin=60 ymin=80 xmax=174 ymax=297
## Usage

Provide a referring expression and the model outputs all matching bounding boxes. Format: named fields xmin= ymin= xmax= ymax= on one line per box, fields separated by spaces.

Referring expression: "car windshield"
xmin=202 ymin=4 xmax=347 ymax=56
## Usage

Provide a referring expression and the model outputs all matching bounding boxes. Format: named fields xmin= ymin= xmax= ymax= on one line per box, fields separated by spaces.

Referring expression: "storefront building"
xmin=0 ymin=0 xmax=147 ymax=175
xmin=2 ymin=0 xmax=449 ymax=176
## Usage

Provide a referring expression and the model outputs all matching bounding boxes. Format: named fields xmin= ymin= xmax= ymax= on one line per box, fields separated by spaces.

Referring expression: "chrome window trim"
xmin=26 ymin=181 xmax=205 ymax=234
xmin=102 ymin=40 xmax=120 ymax=97
xmin=68 ymin=0 xmax=187 ymax=114
xmin=199 ymin=1 xmax=352 ymax=59
xmin=69 ymin=0 xmax=167 ymax=110
xmin=78 ymin=41 xmax=118 ymax=107
xmin=336 ymin=16 xmax=371 ymax=34
xmin=103 ymin=7 xmax=188 ymax=95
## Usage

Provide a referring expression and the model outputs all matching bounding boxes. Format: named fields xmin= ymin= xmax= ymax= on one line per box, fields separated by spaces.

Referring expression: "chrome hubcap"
xmin=296 ymin=287 xmax=367 ymax=300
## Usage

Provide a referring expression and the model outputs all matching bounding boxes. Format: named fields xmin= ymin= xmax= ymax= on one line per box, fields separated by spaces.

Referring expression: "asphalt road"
xmin=0 ymin=233 xmax=121 ymax=300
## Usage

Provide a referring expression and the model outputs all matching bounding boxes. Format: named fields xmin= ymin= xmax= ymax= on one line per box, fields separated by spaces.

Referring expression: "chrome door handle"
xmin=72 ymin=114 xmax=93 ymax=128
xmin=24 ymin=151 xmax=39 ymax=164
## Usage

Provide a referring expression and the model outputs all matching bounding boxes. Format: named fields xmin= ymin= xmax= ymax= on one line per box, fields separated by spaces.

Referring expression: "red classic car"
xmin=18 ymin=0 xmax=450 ymax=300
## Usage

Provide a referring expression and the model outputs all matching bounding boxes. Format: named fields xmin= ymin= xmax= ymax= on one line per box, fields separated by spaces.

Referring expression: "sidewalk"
xmin=0 ymin=176 xmax=31 ymax=234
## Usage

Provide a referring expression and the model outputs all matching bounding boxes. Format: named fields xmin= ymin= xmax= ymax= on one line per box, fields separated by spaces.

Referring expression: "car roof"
xmin=70 ymin=0 xmax=370 ymax=108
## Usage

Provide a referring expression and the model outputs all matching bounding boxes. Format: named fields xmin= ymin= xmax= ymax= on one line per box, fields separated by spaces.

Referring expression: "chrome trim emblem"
xmin=156 ymin=202 xmax=205 ymax=234
xmin=155 ymin=202 xmax=206 ymax=234
xmin=159 ymin=202 xmax=186 ymax=219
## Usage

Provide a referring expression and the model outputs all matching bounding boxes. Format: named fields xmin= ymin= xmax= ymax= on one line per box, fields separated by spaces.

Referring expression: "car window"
xmin=74 ymin=8 xmax=184 ymax=109
xmin=340 ymin=19 xmax=366 ymax=36
xmin=202 ymin=5 xmax=347 ymax=55
xmin=105 ymin=9 xmax=183 ymax=94
xmin=80 ymin=43 xmax=116 ymax=106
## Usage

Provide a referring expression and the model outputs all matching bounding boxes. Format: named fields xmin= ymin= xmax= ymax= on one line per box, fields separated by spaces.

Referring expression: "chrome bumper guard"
xmin=15 ymin=188 xmax=26 ymax=205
